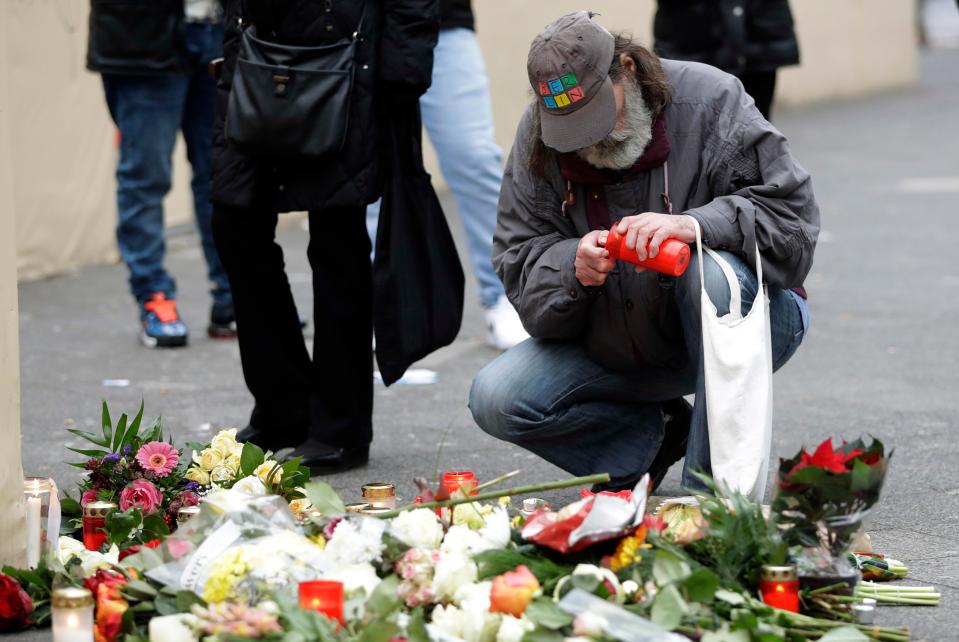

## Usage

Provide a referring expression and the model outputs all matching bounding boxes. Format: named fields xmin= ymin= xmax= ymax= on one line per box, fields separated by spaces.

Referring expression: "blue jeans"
xmin=367 ymin=28 xmax=505 ymax=308
xmin=102 ymin=23 xmax=230 ymax=307
xmin=469 ymin=251 xmax=808 ymax=490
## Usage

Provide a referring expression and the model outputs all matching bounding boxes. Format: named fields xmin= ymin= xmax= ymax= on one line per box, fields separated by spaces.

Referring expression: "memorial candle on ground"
xmin=83 ymin=501 xmax=117 ymax=551
xmin=51 ymin=587 xmax=94 ymax=642
xmin=298 ymin=581 xmax=344 ymax=624
xmin=760 ymin=565 xmax=800 ymax=612
xmin=23 ymin=477 xmax=51 ymax=568
xmin=442 ymin=471 xmax=478 ymax=496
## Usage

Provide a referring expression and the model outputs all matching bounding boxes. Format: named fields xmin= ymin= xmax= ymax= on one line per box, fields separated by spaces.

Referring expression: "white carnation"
xmin=430 ymin=582 xmax=500 ymax=642
xmin=432 ymin=552 xmax=478 ymax=602
xmin=391 ymin=508 xmax=444 ymax=549
xmin=326 ymin=517 xmax=386 ymax=565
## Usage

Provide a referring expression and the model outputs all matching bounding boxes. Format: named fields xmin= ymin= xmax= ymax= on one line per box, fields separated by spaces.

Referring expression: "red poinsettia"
xmin=787 ymin=438 xmax=864 ymax=477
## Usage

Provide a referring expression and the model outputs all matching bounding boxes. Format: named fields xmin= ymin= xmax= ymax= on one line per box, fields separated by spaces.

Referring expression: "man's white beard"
xmin=575 ymin=78 xmax=654 ymax=170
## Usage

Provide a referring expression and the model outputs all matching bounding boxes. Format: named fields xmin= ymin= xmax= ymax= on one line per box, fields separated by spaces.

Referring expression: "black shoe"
xmin=590 ymin=398 xmax=693 ymax=495
xmin=236 ymin=424 xmax=305 ymax=454
xmin=208 ymin=301 xmax=237 ymax=339
xmin=280 ymin=439 xmax=369 ymax=475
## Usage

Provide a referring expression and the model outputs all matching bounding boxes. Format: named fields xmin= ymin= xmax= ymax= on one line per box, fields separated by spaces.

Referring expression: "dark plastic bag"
xmin=372 ymin=103 xmax=464 ymax=386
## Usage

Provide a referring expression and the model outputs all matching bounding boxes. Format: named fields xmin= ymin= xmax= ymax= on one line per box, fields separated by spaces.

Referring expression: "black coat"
xmin=87 ymin=0 xmax=187 ymax=75
xmin=653 ymin=0 xmax=799 ymax=75
xmin=440 ymin=0 xmax=473 ymax=31
xmin=210 ymin=0 xmax=439 ymax=213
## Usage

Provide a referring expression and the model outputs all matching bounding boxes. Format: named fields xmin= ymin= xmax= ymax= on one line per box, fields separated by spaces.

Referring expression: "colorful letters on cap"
xmin=539 ymin=72 xmax=583 ymax=109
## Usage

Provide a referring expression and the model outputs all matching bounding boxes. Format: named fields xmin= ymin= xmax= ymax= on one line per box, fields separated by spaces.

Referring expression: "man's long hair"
xmin=527 ymin=33 xmax=672 ymax=176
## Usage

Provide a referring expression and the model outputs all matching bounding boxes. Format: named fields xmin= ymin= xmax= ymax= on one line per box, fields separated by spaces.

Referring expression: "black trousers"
xmin=739 ymin=70 xmax=777 ymax=121
xmin=212 ymin=204 xmax=373 ymax=449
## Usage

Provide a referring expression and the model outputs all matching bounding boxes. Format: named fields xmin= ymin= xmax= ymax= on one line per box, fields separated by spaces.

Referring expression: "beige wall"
xmin=6 ymin=0 xmax=917 ymax=281
xmin=0 ymin=8 xmax=28 ymax=566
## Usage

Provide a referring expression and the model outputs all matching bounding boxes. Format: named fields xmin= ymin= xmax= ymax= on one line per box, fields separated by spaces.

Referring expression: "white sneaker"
xmin=485 ymin=294 xmax=530 ymax=351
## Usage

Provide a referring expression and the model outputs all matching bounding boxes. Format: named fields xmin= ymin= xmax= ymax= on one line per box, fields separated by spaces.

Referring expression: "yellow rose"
xmin=211 ymin=465 xmax=235 ymax=483
xmin=255 ymin=461 xmax=283 ymax=485
xmin=289 ymin=497 xmax=313 ymax=520
xmin=211 ymin=429 xmax=240 ymax=456
xmin=196 ymin=448 xmax=223 ymax=472
xmin=185 ymin=467 xmax=211 ymax=485
xmin=224 ymin=454 xmax=241 ymax=472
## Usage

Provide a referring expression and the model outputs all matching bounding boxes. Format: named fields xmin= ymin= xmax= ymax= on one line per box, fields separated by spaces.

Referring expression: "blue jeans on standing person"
xmin=469 ymin=250 xmax=809 ymax=491
xmin=101 ymin=23 xmax=231 ymax=309
xmin=366 ymin=27 xmax=505 ymax=309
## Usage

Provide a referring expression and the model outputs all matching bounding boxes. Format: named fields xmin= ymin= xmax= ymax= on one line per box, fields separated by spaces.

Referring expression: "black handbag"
xmin=373 ymin=102 xmax=465 ymax=386
xmin=225 ymin=4 xmax=367 ymax=158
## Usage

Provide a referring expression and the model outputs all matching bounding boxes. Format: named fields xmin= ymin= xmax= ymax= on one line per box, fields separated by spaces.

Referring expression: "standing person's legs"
xmin=181 ymin=23 xmax=234 ymax=331
xmin=738 ymin=70 xmax=777 ymax=120
xmin=469 ymin=339 xmax=694 ymax=484
xmin=672 ymin=250 xmax=806 ymax=490
xmin=211 ymin=205 xmax=311 ymax=450
xmin=294 ymin=207 xmax=372 ymax=472
xmin=103 ymin=74 xmax=188 ymax=304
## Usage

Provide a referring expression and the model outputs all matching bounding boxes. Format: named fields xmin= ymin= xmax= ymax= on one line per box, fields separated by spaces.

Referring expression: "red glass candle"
xmin=759 ymin=565 xmax=800 ymax=612
xmin=442 ymin=471 xmax=478 ymax=496
xmin=299 ymin=581 xmax=345 ymax=624
xmin=82 ymin=501 xmax=117 ymax=551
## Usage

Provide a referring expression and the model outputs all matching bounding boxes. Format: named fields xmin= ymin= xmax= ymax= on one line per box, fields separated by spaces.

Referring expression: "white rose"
xmin=496 ymin=616 xmax=534 ymax=642
xmin=58 ymin=536 xmax=120 ymax=577
xmin=232 ymin=475 xmax=268 ymax=496
xmin=432 ymin=551 xmax=478 ymax=602
xmin=391 ymin=508 xmax=444 ymax=549
xmin=196 ymin=448 xmax=223 ymax=472
xmin=211 ymin=429 xmax=239 ymax=456
xmin=210 ymin=464 xmax=235 ymax=483
xmin=224 ymin=454 xmax=241 ymax=473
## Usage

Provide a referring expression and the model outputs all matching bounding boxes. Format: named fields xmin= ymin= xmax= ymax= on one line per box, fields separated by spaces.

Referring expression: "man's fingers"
xmin=581 ymin=243 xmax=609 ymax=260
xmin=648 ymin=227 xmax=670 ymax=259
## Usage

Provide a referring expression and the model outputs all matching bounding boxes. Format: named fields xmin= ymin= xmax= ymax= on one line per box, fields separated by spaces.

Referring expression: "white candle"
xmin=25 ymin=495 xmax=41 ymax=568
xmin=52 ymin=588 xmax=94 ymax=642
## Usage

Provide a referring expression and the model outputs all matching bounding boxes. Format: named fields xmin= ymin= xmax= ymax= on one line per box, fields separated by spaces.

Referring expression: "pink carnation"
xmin=81 ymin=490 xmax=98 ymax=508
xmin=119 ymin=479 xmax=163 ymax=514
xmin=135 ymin=441 xmax=179 ymax=477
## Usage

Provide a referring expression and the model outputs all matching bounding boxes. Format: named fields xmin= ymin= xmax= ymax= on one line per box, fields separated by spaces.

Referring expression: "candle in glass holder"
xmin=361 ymin=483 xmax=396 ymax=509
xmin=177 ymin=505 xmax=200 ymax=527
xmin=759 ymin=565 xmax=800 ymax=612
xmin=345 ymin=502 xmax=372 ymax=514
xmin=298 ymin=581 xmax=344 ymax=624
xmin=23 ymin=477 xmax=52 ymax=568
xmin=442 ymin=471 xmax=478 ymax=496
xmin=82 ymin=501 xmax=117 ymax=551
xmin=52 ymin=587 xmax=94 ymax=642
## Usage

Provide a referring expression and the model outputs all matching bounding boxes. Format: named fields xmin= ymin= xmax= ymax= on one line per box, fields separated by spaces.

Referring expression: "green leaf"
xmin=102 ymin=400 xmax=113 ymax=444
xmin=357 ymin=619 xmax=400 ymax=642
xmin=68 ymin=447 xmax=109 ymax=458
xmin=141 ymin=514 xmax=171 ymax=542
xmin=407 ymin=607 xmax=429 ymax=642
xmin=66 ymin=428 xmax=110 ymax=449
xmin=650 ymin=584 xmax=687 ymax=630
xmin=105 ymin=509 xmax=140 ymax=545
xmin=714 ymin=589 xmax=745 ymax=605
xmin=701 ymin=626 xmax=750 ymax=642
xmin=683 ymin=567 xmax=720 ymax=603
xmin=240 ymin=441 xmax=265 ymax=476
xmin=304 ymin=480 xmax=346 ymax=517
xmin=521 ymin=628 xmax=565 ymax=642
xmin=60 ymin=496 xmax=82 ymax=516
xmin=653 ymin=549 xmax=691 ymax=585
xmin=524 ymin=598 xmax=573 ymax=630
xmin=850 ymin=458 xmax=874 ymax=493
xmin=364 ymin=575 xmax=401 ymax=619
xmin=112 ymin=413 xmax=128 ymax=452
xmin=123 ymin=579 xmax=159 ymax=600
xmin=176 ymin=591 xmax=205 ymax=612
xmin=818 ymin=627 xmax=870 ymax=642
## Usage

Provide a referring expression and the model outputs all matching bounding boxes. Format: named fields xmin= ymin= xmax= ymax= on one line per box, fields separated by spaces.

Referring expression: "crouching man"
xmin=469 ymin=12 xmax=818 ymax=492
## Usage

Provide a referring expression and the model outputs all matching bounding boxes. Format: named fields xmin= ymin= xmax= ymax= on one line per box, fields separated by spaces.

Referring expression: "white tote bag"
xmin=692 ymin=219 xmax=774 ymax=503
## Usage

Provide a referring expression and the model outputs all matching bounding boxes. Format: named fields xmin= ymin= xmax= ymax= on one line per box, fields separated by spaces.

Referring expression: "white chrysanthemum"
xmin=391 ymin=508 xmax=444 ymax=549
xmin=326 ymin=517 xmax=386 ymax=565
xmin=432 ymin=552 xmax=478 ymax=602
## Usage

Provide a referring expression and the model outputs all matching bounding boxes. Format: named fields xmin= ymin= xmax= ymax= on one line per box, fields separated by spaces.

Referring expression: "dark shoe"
xmin=140 ymin=293 xmax=188 ymax=348
xmin=208 ymin=300 xmax=237 ymax=339
xmin=590 ymin=398 xmax=693 ymax=495
xmin=281 ymin=439 xmax=369 ymax=475
xmin=236 ymin=424 xmax=305 ymax=454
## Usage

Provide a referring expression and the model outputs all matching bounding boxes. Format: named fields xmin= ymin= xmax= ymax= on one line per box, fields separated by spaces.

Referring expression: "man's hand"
xmin=614 ymin=213 xmax=697 ymax=261
xmin=575 ymin=230 xmax=616 ymax=287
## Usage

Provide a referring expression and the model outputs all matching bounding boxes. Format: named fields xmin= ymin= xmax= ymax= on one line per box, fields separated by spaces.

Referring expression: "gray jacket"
xmin=493 ymin=59 xmax=819 ymax=372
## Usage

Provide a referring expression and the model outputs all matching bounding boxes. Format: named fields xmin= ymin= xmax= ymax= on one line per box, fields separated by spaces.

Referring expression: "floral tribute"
xmin=0 ymin=408 xmax=935 ymax=642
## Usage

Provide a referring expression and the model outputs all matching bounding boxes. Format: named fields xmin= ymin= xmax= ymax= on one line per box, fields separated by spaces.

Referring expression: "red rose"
xmin=0 ymin=574 xmax=33 ymax=632
xmin=117 ymin=538 xmax=161 ymax=561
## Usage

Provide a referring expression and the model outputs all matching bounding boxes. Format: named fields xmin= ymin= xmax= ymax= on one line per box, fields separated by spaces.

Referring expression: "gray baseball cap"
xmin=527 ymin=11 xmax=617 ymax=153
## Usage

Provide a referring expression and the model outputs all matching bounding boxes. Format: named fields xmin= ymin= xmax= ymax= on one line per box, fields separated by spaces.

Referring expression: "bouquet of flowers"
xmin=66 ymin=403 xmax=199 ymax=545
xmin=772 ymin=437 xmax=889 ymax=586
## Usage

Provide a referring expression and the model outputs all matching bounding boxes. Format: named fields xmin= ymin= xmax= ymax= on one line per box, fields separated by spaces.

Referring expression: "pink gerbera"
xmin=135 ymin=441 xmax=179 ymax=477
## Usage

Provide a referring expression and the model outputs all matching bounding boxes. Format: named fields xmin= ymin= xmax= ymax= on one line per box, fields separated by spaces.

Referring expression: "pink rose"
xmin=178 ymin=492 xmax=199 ymax=507
xmin=81 ymin=490 xmax=98 ymax=508
xmin=119 ymin=479 xmax=163 ymax=515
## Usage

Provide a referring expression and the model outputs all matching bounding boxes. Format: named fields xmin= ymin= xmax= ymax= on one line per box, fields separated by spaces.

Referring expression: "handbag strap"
xmin=692 ymin=217 xmax=767 ymax=320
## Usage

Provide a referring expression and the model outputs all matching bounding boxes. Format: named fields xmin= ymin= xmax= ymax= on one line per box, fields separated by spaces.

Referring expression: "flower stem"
xmin=373 ymin=473 xmax=612 ymax=518
xmin=474 ymin=470 xmax=521 ymax=493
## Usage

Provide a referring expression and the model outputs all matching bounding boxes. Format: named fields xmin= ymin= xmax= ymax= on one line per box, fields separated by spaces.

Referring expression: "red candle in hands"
xmin=604 ymin=228 xmax=690 ymax=276
xmin=299 ymin=581 xmax=345 ymax=624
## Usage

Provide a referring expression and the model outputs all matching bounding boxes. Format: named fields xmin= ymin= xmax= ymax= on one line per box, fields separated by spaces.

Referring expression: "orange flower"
xmin=489 ymin=565 xmax=540 ymax=617
xmin=610 ymin=526 xmax=651 ymax=572
xmin=84 ymin=571 xmax=128 ymax=642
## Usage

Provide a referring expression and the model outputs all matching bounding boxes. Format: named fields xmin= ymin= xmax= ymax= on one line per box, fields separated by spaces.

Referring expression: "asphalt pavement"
xmin=14 ymin=49 xmax=959 ymax=641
